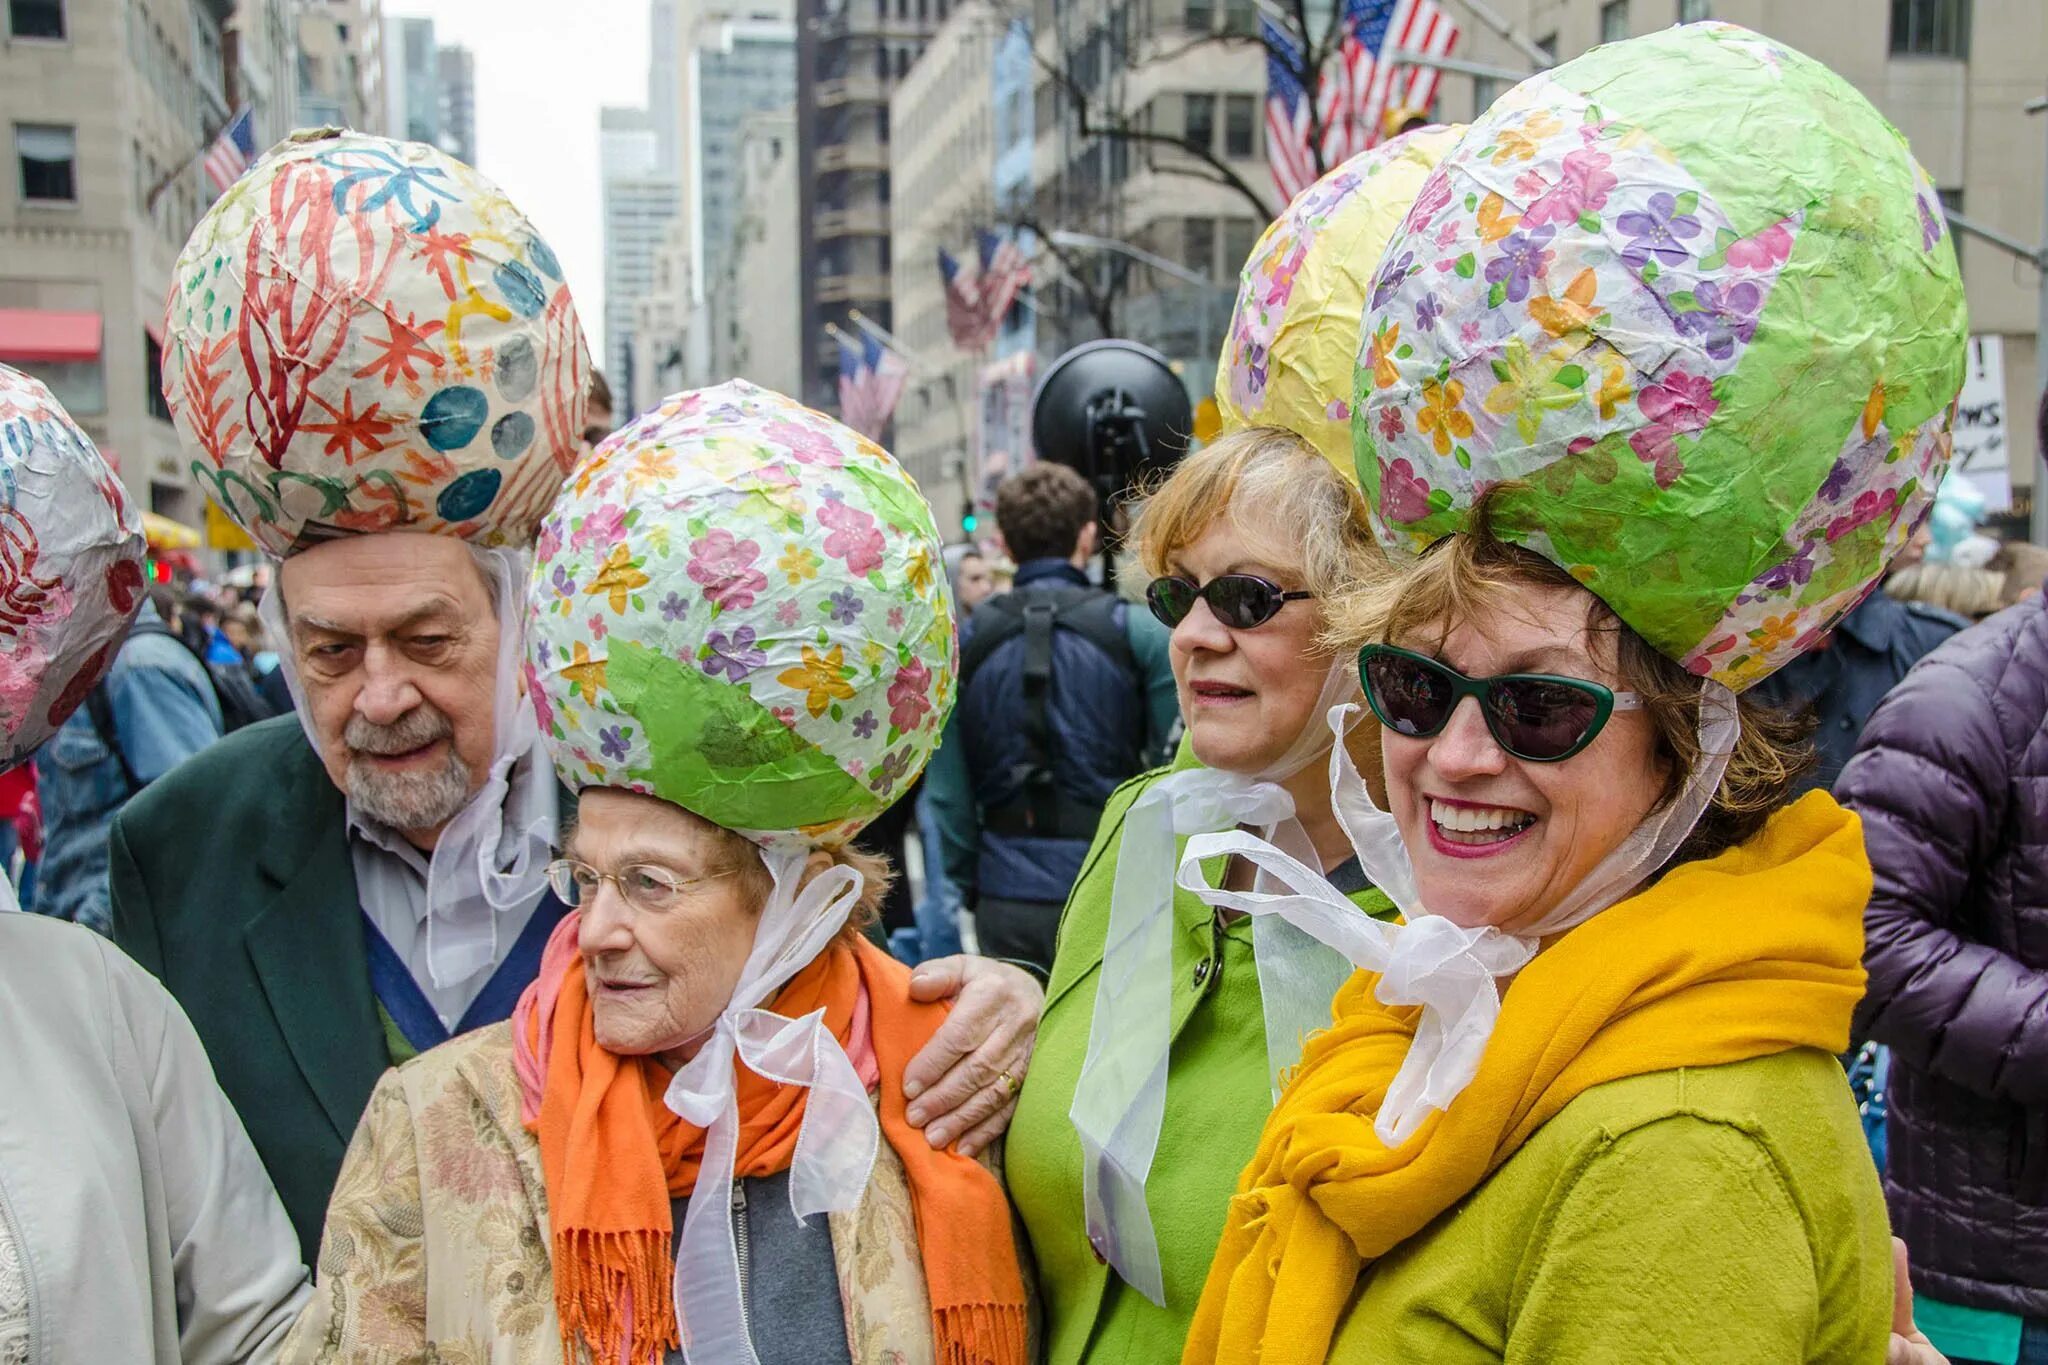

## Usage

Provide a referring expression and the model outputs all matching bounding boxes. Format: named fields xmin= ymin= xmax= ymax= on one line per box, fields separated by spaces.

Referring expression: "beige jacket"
xmin=282 ymin=1020 xmax=1029 ymax=1364
xmin=0 ymin=911 xmax=309 ymax=1363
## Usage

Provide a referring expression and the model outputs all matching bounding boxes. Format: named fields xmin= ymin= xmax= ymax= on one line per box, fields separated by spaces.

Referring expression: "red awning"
xmin=0 ymin=309 xmax=102 ymax=363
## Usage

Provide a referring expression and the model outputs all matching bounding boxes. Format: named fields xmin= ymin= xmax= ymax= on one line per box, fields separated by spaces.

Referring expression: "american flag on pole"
xmin=836 ymin=332 xmax=909 ymax=440
xmin=974 ymin=228 xmax=1032 ymax=339
xmin=1264 ymin=0 xmax=1459 ymax=204
xmin=202 ymin=107 xmax=258 ymax=195
xmin=938 ymin=247 xmax=991 ymax=351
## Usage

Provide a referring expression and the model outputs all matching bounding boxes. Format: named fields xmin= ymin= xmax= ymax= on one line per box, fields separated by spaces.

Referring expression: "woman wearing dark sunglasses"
xmin=1177 ymin=24 xmax=1968 ymax=1365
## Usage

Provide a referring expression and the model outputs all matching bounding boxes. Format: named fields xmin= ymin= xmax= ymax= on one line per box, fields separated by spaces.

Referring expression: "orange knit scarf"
xmin=514 ymin=914 xmax=1028 ymax=1365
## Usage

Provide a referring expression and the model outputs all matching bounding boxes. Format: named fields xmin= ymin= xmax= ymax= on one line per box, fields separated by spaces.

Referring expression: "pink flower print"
xmin=1725 ymin=217 xmax=1794 ymax=270
xmin=571 ymin=503 xmax=625 ymax=552
xmin=1826 ymin=487 xmax=1901 ymax=543
xmin=1327 ymin=398 xmax=1351 ymax=422
xmin=1628 ymin=371 xmax=1718 ymax=489
xmin=887 ymin=657 xmax=933 ymax=733
xmin=1264 ymin=239 xmax=1308 ymax=310
xmin=686 ymin=528 xmax=768 ymax=610
xmin=1408 ymin=170 xmax=1452 ymax=230
xmin=764 ymin=418 xmax=846 ymax=468
xmin=1459 ymin=320 xmax=1483 ymax=346
xmin=772 ymin=704 xmax=800 ymax=731
xmin=887 ymin=605 xmax=906 ymax=631
xmin=818 ymin=492 xmax=886 ymax=575
xmin=1523 ymin=149 xmax=1618 ymax=227
xmin=585 ymin=614 xmax=608 ymax=641
xmin=1377 ymin=406 xmax=1407 ymax=442
xmin=775 ymin=599 xmax=802 ymax=627
xmin=535 ymin=520 xmax=563 ymax=563
xmin=523 ymin=658 xmax=555 ymax=735
xmin=1513 ymin=168 xmax=1548 ymax=200
xmin=1378 ymin=456 xmax=1434 ymax=525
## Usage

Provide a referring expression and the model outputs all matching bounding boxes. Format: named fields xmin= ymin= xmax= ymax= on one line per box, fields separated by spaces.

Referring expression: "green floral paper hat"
xmin=164 ymin=130 xmax=590 ymax=557
xmin=1217 ymin=124 xmax=1461 ymax=479
xmin=525 ymin=382 xmax=956 ymax=849
xmin=1353 ymin=22 xmax=1967 ymax=690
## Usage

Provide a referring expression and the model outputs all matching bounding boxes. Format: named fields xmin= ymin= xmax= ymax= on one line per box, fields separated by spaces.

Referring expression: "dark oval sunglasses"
xmin=1146 ymin=574 xmax=1313 ymax=630
xmin=1357 ymin=643 xmax=1643 ymax=763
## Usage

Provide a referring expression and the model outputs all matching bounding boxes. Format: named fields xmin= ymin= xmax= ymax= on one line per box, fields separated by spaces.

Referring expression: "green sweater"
xmin=1006 ymin=757 xmax=1395 ymax=1365
xmin=1330 ymin=1049 xmax=1894 ymax=1363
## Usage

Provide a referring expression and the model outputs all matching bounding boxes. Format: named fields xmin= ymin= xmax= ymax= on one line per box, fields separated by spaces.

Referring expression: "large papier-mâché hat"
xmin=164 ymin=130 xmax=590 ymax=557
xmin=1217 ymin=124 xmax=1462 ymax=478
xmin=526 ymin=381 xmax=955 ymax=849
xmin=0 ymin=365 xmax=145 ymax=766
xmin=1353 ymin=22 xmax=1968 ymax=690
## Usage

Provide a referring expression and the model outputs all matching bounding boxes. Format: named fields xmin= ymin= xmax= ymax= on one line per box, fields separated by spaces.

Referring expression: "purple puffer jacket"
xmin=1842 ymin=584 xmax=2048 ymax=1316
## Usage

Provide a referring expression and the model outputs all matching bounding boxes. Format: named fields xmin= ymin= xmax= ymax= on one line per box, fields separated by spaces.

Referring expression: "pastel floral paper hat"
xmin=164 ymin=130 xmax=590 ymax=557
xmin=1217 ymin=124 xmax=1462 ymax=478
xmin=1353 ymin=22 xmax=1968 ymax=691
xmin=526 ymin=382 xmax=956 ymax=850
xmin=0 ymin=365 xmax=146 ymax=767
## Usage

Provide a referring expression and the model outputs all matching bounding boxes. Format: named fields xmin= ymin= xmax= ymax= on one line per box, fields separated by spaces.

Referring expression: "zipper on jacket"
xmin=731 ymin=1179 xmax=753 ymax=1341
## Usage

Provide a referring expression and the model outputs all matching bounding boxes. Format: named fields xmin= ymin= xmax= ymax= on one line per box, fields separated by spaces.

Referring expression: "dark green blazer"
xmin=110 ymin=715 xmax=401 ymax=1267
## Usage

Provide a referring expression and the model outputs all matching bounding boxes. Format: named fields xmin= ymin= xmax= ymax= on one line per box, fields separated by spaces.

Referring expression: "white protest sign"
xmin=1951 ymin=335 xmax=2010 ymax=511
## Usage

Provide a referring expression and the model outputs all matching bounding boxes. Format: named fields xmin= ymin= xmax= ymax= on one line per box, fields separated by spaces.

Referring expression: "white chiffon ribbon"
xmin=1069 ymin=664 xmax=1362 ymax=1306
xmin=661 ymin=847 xmax=876 ymax=1365
xmin=260 ymin=546 xmax=558 ymax=988
xmin=1177 ymin=684 xmax=1741 ymax=1146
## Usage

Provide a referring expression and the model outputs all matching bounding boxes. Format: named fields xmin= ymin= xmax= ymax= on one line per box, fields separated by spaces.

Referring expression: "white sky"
xmin=387 ymin=0 xmax=651 ymax=357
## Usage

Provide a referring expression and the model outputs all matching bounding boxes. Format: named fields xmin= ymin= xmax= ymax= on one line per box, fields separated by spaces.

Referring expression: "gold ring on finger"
xmin=997 ymin=1068 xmax=1021 ymax=1099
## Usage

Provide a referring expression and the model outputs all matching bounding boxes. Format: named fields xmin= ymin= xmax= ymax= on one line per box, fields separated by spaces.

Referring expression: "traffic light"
xmin=961 ymin=503 xmax=979 ymax=536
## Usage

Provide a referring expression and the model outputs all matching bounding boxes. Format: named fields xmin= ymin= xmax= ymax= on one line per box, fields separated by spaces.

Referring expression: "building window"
xmin=1184 ymin=216 xmax=1215 ymax=276
xmin=1890 ymin=0 xmax=1970 ymax=56
xmin=7 ymin=0 xmax=64 ymax=39
xmin=1224 ymin=94 xmax=1255 ymax=158
xmin=1599 ymin=0 xmax=1627 ymax=42
xmin=1184 ymin=0 xmax=1213 ymax=33
xmin=16 ymin=123 xmax=76 ymax=203
xmin=1223 ymin=217 xmax=1257 ymax=277
xmin=1472 ymin=74 xmax=1500 ymax=118
xmin=145 ymin=333 xmax=172 ymax=421
xmin=1677 ymin=0 xmax=1710 ymax=20
xmin=1184 ymin=92 xmax=1215 ymax=154
xmin=875 ymin=42 xmax=890 ymax=79
xmin=1221 ymin=0 xmax=1255 ymax=35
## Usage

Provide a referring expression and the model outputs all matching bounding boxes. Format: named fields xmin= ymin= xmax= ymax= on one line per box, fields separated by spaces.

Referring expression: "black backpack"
xmin=958 ymin=584 xmax=1138 ymax=841
xmin=84 ymin=618 xmax=284 ymax=792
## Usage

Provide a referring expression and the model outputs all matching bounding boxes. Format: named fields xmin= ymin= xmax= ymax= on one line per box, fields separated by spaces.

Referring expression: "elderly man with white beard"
xmin=113 ymin=131 xmax=1043 ymax=1266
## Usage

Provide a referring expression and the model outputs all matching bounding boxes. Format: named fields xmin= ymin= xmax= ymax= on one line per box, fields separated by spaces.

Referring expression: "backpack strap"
xmin=1014 ymin=597 xmax=1062 ymax=837
xmin=83 ymin=680 xmax=144 ymax=795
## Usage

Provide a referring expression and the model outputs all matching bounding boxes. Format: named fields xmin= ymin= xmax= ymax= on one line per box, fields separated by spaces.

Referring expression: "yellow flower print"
xmin=1491 ymin=110 xmax=1563 ymax=165
xmin=905 ymin=543 xmax=935 ymax=596
xmin=625 ymin=445 xmax=677 ymax=491
xmin=1476 ymin=193 xmax=1521 ymax=244
xmin=862 ymin=638 xmax=887 ymax=668
xmin=778 ymin=543 xmax=822 ymax=585
xmin=1861 ymin=381 xmax=1887 ymax=440
xmin=1748 ymin=612 xmax=1799 ymax=653
xmin=1529 ymin=268 xmax=1599 ymax=339
xmin=1417 ymin=379 xmax=1475 ymax=457
xmin=586 ymin=543 xmax=651 ymax=613
xmin=778 ymin=644 xmax=856 ymax=717
xmin=1482 ymin=340 xmax=1582 ymax=445
xmin=561 ymin=641 xmax=607 ymax=700
xmin=1593 ymin=359 xmax=1633 ymax=421
xmin=1365 ymin=322 xmax=1402 ymax=390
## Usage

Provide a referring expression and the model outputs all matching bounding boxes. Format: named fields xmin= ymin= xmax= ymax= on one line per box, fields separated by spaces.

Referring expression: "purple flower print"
xmin=686 ymin=528 xmax=768 ymax=611
xmin=1818 ymin=456 xmax=1856 ymax=502
xmin=1483 ymin=226 xmax=1555 ymax=304
xmin=868 ymin=746 xmax=913 ymax=797
xmin=1675 ymin=278 xmax=1762 ymax=361
xmin=550 ymin=563 xmax=574 ymax=599
xmin=598 ymin=725 xmax=630 ymax=763
xmin=851 ymin=709 xmax=879 ymax=739
xmin=659 ymin=591 xmax=688 ymax=622
xmin=1617 ymin=193 xmax=1701 ymax=268
xmin=828 ymin=587 xmax=865 ymax=624
xmin=1414 ymin=292 xmax=1443 ymax=332
xmin=1747 ymin=544 xmax=1817 ymax=597
xmin=702 ymin=625 xmax=768 ymax=681
xmin=1371 ymin=251 xmax=1416 ymax=311
xmin=1919 ymin=195 xmax=1945 ymax=251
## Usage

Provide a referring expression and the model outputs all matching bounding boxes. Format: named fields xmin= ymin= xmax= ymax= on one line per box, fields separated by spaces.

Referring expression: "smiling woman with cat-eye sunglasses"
xmin=1357 ymin=644 xmax=1644 ymax=763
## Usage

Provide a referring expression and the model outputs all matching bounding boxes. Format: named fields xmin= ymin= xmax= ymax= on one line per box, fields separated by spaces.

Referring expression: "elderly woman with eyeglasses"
xmin=283 ymin=383 xmax=1029 ymax=1365
xmin=1176 ymin=26 xmax=1967 ymax=1364
xmin=1002 ymin=126 xmax=1460 ymax=1365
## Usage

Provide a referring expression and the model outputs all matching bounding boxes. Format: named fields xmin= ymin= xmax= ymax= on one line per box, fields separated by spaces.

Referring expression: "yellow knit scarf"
xmin=1182 ymin=791 xmax=1871 ymax=1365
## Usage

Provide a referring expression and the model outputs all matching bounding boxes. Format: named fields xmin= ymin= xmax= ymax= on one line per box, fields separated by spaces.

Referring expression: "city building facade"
xmin=598 ymin=104 xmax=677 ymax=415
xmin=227 ymin=0 xmax=297 ymax=145
xmin=1431 ymin=0 xmax=2046 ymax=516
xmin=722 ymin=109 xmax=801 ymax=396
xmin=889 ymin=0 xmax=999 ymax=520
xmin=296 ymin=0 xmax=386 ymax=133
xmin=382 ymin=12 xmax=434 ymax=143
xmin=436 ymin=42 xmax=473 ymax=163
xmin=1 ymin=0 xmax=243 ymax=523
xmin=795 ymin=0 xmax=947 ymax=413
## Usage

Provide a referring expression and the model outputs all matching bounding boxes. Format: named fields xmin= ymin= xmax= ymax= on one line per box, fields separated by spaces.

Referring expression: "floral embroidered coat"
xmin=280 ymin=1020 xmax=1029 ymax=1364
